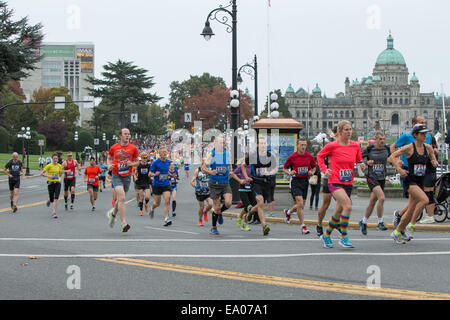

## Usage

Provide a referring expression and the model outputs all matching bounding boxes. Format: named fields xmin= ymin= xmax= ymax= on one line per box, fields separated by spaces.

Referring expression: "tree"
xmin=168 ymin=73 xmax=226 ymax=128
xmin=86 ymin=59 xmax=162 ymax=128
xmin=37 ymin=121 xmax=68 ymax=149
xmin=0 ymin=1 xmax=43 ymax=87
xmin=261 ymin=89 xmax=292 ymax=118
xmin=144 ymin=104 xmax=167 ymax=135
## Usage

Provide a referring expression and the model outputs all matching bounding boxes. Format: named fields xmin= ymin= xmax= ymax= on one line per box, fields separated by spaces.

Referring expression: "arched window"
xmin=351 ymin=111 xmax=354 ymax=118
xmin=399 ymin=98 xmax=403 ymax=104
xmin=302 ymin=110 xmax=306 ymax=118
xmin=340 ymin=111 xmax=344 ymax=118
xmin=384 ymin=98 xmax=387 ymax=105
xmin=392 ymin=113 xmax=399 ymax=125
xmin=323 ymin=111 xmax=327 ymax=118
xmin=328 ymin=111 xmax=333 ymax=118
xmin=363 ymin=110 xmax=367 ymax=118
xmin=389 ymin=98 xmax=392 ymax=105
xmin=345 ymin=111 xmax=349 ymax=118
xmin=405 ymin=98 xmax=409 ymax=104
xmin=427 ymin=98 xmax=430 ymax=105
xmin=394 ymin=98 xmax=398 ymax=104
xmin=334 ymin=111 xmax=338 ymax=118
xmin=296 ymin=110 xmax=300 ymax=118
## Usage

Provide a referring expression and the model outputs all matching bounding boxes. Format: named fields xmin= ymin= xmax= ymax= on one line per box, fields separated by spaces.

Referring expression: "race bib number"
xmin=52 ymin=174 xmax=59 ymax=180
xmin=339 ymin=169 xmax=352 ymax=182
xmin=88 ymin=178 xmax=96 ymax=184
xmin=199 ymin=181 xmax=208 ymax=187
xmin=216 ymin=166 xmax=227 ymax=175
xmin=67 ymin=171 xmax=74 ymax=178
xmin=140 ymin=168 xmax=148 ymax=175
xmin=297 ymin=167 xmax=308 ymax=176
xmin=373 ymin=164 xmax=385 ymax=175
xmin=118 ymin=162 xmax=129 ymax=175
xmin=256 ymin=167 xmax=268 ymax=177
xmin=414 ymin=164 xmax=426 ymax=177
xmin=159 ymin=174 xmax=168 ymax=181
xmin=244 ymin=184 xmax=251 ymax=190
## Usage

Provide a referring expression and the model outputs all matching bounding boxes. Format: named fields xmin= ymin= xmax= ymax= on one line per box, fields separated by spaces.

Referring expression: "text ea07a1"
xmin=225 ymin=304 xmax=267 ymax=315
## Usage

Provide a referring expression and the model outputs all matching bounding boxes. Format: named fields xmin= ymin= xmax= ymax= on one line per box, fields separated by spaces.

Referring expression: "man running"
xmin=241 ymin=136 xmax=275 ymax=236
xmin=149 ymin=146 xmax=173 ymax=226
xmin=106 ymin=128 xmax=140 ymax=232
xmin=84 ymin=157 xmax=102 ymax=212
xmin=191 ymin=159 xmax=212 ymax=226
xmin=62 ymin=151 xmax=81 ymax=210
xmin=283 ymin=137 xmax=316 ymax=235
xmin=134 ymin=153 xmax=152 ymax=216
xmin=202 ymin=136 xmax=234 ymax=235
xmin=40 ymin=153 xmax=63 ymax=218
xmin=168 ymin=162 xmax=179 ymax=217
xmin=98 ymin=159 xmax=108 ymax=192
xmin=4 ymin=152 xmax=23 ymax=213
xmin=359 ymin=132 xmax=390 ymax=235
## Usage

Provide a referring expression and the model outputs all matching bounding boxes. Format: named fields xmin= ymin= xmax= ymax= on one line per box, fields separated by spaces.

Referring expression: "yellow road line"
xmin=97 ymin=258 xmax=450 ymax=300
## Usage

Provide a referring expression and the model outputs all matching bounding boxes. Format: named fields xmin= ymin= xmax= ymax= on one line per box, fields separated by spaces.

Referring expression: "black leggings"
xmin=48 ymin=182 xmax=61 ymax=203
xmin=240 ymin=191 xmax=257 ymax=213
xmin=310 ymin=182 xmax=321 ymax=208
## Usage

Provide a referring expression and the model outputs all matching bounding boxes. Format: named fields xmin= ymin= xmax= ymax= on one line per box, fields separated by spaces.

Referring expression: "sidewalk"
xmin=225 ymin=185 xmax=450 ymax=232
xmin=0 ymin=169 xmax=43 ymax=183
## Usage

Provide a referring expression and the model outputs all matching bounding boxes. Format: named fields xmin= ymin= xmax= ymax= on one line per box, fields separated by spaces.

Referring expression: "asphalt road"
xmin=1 ymin=169 xmax=450 ymax=301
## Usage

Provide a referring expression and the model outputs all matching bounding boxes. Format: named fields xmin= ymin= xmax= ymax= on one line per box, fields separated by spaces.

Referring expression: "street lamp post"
xmin=270 ymin=93 xmax=280 ymax=118
xmin=17 ymin=127 xmax=31 ymax=176
xmin=237 ymin=54 xmax=258 ymax=117
xmin=74 ymin=131 xmax=79 ymax=160
xmin=102 ymin=132 xmax=106 ymax=160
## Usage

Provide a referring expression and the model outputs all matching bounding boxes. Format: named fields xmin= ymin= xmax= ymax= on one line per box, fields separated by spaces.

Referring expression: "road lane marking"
xmin=144 ymin=227 xmax=200 ymax=235
xmin=96 ymin=258 xmax=450 ymax=300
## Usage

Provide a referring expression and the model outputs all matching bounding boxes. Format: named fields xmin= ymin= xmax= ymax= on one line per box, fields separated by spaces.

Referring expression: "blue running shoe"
xmin=218 ymin=214 xmax=223 ymax=225
xmin=339 ymin=236 xmax=354 ymax=248
xmin=210 ymin=227 xmax=220 ymax=235
xmin=321 ymin=234 xmax=333 ymax=248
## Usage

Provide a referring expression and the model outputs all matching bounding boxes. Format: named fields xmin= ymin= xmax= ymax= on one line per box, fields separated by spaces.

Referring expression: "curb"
xmin=0 ymin=174 xmax=42 ymax=183
xmin=223 ymin=211 xmax=450 ymax=232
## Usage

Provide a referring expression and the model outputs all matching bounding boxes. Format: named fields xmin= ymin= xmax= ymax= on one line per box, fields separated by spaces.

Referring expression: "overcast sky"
xmin=8 ymin=0 xmax=450 ymax=114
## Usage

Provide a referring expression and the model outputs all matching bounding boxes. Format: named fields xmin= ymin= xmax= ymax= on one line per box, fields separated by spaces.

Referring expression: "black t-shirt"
xmin=5 ymin=160 xmax=23 ymax=179
xmin=245 ymin=151 xmax=278 ymax=184
xmin=135 ymin=163 xmax=152 ymax=185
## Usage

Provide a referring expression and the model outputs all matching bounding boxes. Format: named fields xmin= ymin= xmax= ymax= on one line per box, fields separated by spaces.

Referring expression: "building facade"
xmin=20 ymin=42 xmax=95 ymax=128
xmin=286 ymin=34 xmax=450 ymax=139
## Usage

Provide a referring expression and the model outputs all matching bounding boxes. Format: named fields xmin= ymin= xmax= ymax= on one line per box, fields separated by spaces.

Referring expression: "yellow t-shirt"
xmin=44 ymin=163 xmax=62 ymax=182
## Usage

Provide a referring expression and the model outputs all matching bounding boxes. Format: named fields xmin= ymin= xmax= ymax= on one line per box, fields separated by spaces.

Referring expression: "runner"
xmin=359 ymin=132 xmax=390 ymax=235
xmin=202 ymin=136 xmax=234 ymax=235
xmin=308 ymin=157 xmax=321 ymax=211
xmin=317 ymin=120 xmax=365 ymax=248
xmin=241 ymin=136 xmax=275 ymax=236
xmin=62 ymin=151 xmax=81 ymax=210
xmin=191 ymin=159 xmax=212 ymax=226
xmin=149 ymin=146 xmax=173 ymax=226
xmin=38 ymin=155 xmax=45 ymax=170
xmin=40 ymin=153 xmax=63 ymax=218
xmin=419 ymin=135 xmax=439 ymax=224
xmin=390 ymin=115 xmax=433 ymax=234
xmin=283 ymin=137 xmax=316 ymax=235
xmin=4 ymin=152 xmax=23 ymax=213
xmin=84 ymin=157 xmax=102 ymax=212
xmin=230 ymin=156 xmax=254 ymax=231
xmin=168 ymin=162 xmax=179 ymax=217
xmin=98 ymin=159 xmax=108 ymax=192
xmin=106 ymin=128 xmax=140 ymax=233
xmin=184 ymin=160 xmax=190 ymax=179
xmin=388 ymin=124 xmax=438 ymax=244
xmin=134 ymin=153 xmax=152 ymax=216
xmin=106 ymin=169 xmax=117 ymax=208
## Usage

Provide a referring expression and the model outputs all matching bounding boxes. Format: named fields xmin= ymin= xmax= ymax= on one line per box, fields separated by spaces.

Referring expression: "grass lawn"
xmin=0 ymin=152 xmax=84 ymax=174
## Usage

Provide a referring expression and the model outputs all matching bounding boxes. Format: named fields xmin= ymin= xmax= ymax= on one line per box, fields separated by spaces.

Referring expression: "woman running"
xmin=190 ymin=159 xmax=212 ymax=226
xmin=40 ymin=153 xmax=63 ymax=218
xmin=388 ymin=124 xmax=438 ymax=244
xmin=168 ymin=162 xmax=179 ymax=217
xmin=317 ymin=121 xmax=364 ymax=248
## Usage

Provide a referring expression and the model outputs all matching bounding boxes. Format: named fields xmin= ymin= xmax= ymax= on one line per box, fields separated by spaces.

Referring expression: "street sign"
xmin=54 ymin=96 xmax=65 ymax=109
xmin=38 ymin=140 xmax=44 ymax=146
xmin=184 ymin=113 xmax=192 ymax=123
xmin=94 ymin=138 xmax=99 ymax=145
xmin=131 ymin=113 xmax=138 ymax=123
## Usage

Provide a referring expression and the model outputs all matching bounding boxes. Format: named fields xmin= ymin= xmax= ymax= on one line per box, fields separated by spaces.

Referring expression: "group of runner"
xmin=3 ymin=116 xmax=443 ymax=246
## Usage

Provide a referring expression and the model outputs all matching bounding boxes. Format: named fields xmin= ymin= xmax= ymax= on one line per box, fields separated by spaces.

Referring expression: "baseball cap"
xmin=412 ymin=124 xmax=431 ymax=134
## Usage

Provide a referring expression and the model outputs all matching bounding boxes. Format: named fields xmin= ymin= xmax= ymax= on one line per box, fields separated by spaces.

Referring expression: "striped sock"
xmin=340 ymin=215 xmax=350 ymax=237
xmin=325 ymin=216 xmax=340 ymax=236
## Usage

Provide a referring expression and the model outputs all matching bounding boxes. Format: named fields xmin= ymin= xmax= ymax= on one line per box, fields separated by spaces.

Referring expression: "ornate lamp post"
xmin=237 ymin=54 xmax=258 ymax=117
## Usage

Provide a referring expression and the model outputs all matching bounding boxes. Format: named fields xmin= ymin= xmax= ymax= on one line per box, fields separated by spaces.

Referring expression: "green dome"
xmin=376 ymin=34 xmax=406 ymax=65
xmin=365 ymin=76 xmax=373 ymax=85
xmin=312 ymin=83 xmax=321 ymax=93
xmin=286 ymin=83 xmax=295 ymax=93
xmin=410 ymin=72 xmax=419 ymax=82
xmin=373 ymin=73 xmax=381 ymax=82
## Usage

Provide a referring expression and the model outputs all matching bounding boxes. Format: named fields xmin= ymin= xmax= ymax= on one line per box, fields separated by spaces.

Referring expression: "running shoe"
xmin=164 ymin=220 xmax=172 ymax=227
xmin=321 ymin=234 xmax=333 ymax=248
xmin=377 ymin=222 xmax=388 ymax=231
xmin=107 ymin=208 xmax=116 ymax=228
xmin=391 ymin=231 xmax=406 ymax=244
xmin=339 ymin=236 xmax=354 ymax=248
xmin=418 ymin=216 xmax=435 ymax=224
xmin=268 ymin=212 xmax=275 ymax=217
xmin=263 ymin=224 xmax=270 ymax=236
xmin=241 ymin=224 xmax=251 ymax=231
xmin=52 ymin=213 xmax=58 ymax=219
xmin=149 ymin=209 xmax=154 ymax=219
xmin=121 ymin=224 xmax=131 ymax=232
xmin=284 ymin=209 xmax=291 ymax=224
xmin=359 ymin=220 xmax=368 ymax=235
xmin=301 ymin=225 xmax=310 ymax=235
xmin=265 ymin=212 xmax=271 ymax=217
xmin=12 ymin=205 xmax=18 ymax=213
xmin=46 ymin=200 xmax=50 ymax=207
xmin=144 ymin=203 xmax=149 ymax=212
xmin=393 ymin=210 xmax=401 ymax=227
xmin=210 ymin=227 xmax=220 ymax=235
xmin=406 ymin=223 xmax=415 ymax=233
xmin=172 ymin=212 xmax=176 ymax=217
xmin=218 ymin=214 xmax=223 ymax=225
xmin=235 ymin=202 xmax=243 ymax=209
xmin=139 ymin=210 xmax=143 ymax=216
xmin=236 ymin=217 xmax=242 ymax=228
xmin=91 ymin=206 xmax=95 ymax=212
xmin=316 ymin=225 xmax=323 ymax=237
xmin=203 ymin=211 xmax=209 ymax=222
xmin=401 ymin=230 xmax=413 ymax=242
xmin=198 ymin=220 xmax=204 ymax=227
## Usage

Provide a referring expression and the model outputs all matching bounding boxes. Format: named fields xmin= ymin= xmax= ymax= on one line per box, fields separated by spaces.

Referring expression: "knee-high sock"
xmin=212 ymin=212 xmax=219 ymax=227
xmin=325 ymin=216 xmax=340 ymax=237
xmin=64 ymin=196 xmax=68 ymax=204
xmin=339 ymin=215 xmax=350 ymax=237
xmin=220 ymin=204 xmax=228 ymax=213
xmin=71 ymin=194 xmax=75 ymax=203
xmin=172 ymin=200 xmax=176 ymax=212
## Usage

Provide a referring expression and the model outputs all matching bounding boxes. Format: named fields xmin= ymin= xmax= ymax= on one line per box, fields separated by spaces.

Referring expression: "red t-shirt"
xmin=108 ymin=143 xmax=139 ymax=177
xmin=317 ymin=140 xmax=362 ymax=185
xmin=85 ymin=165 xmax=102 ymax=186
xmin=283 ymin=151 xmax=316 ymax=178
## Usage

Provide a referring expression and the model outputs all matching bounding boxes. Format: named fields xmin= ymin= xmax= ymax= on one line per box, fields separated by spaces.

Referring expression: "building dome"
xmin=286 ymin=83 xmax=295 ymax=94
xmin=375 ymin=34 xmax=406 ymax=65
xmin=410 ymin=72 xmax=419 ymax=82
xmin=312 ymin=83 xmax=321 ymax=94
xmin=373 ymin=73 xmax=381 ymax=82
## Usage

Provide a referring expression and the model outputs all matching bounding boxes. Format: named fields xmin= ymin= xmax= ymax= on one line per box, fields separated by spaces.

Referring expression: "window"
xmin=384 ymin=98 xmax=387 ymax=105
xmin=323 ymin=121 xmax=327 ymax=129
xmin=323 ymin=111 xmax=327 ymax=119
xmin=302 ymin=110 xmax=306 ymax=118
xmin=394 ymin=98 xmax=398 ymax=104
xmin=392 ymin=114 xmax=399 ymax=125
xmin=42 ymin=75 xmax=62 ymax=88
xmin=328 ymin=111 xmax=333 ymax=118
xmin=340 ymin=111 xmax=344 ymax=118
xmin=375 ymin=110 xmax=379 ymax=118
xmin=42 ymin=61 xmax=62 ymax=73
xmin=296 ymin=110 xmax=300 ymax=118
xmin=363 ymin=110 xmax=367 ymax=118
xmin=334 ymin=111 xmax=338 ymax=118
xmin=351 ymin=111 xmax=354 ymax=118
xmin=427 ymin=98 xmax=430 ymax=105
xmin=345 ymin=111 xmax=349 ymax=118
xmin=389 ymin=98 xmax=392 ymax=105
xmin=400 ymin=98 xmax=403 ymax=104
